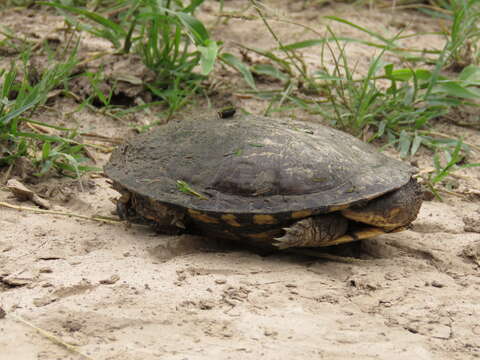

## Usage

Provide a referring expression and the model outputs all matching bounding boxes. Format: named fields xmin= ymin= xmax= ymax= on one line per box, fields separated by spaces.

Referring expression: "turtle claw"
xmin=273 ymin=219 xmax=315 ymax=249
xmin=274 ymin=234 xmax=299 ymax=249
xmin=274 ymin=216 xmax=349 ymax=249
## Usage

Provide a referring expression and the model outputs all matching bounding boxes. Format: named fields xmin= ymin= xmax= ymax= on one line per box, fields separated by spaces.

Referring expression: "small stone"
xmin=2 ymin=276 xmax=33 ymax=287
xmin=198 ymin=300 xmax=215 ymax=310
xmin=33 ymin=296 xmax=57 ymax=307
xmin=406 ymin=326 xmax=419 ymax=334
xmin=285 ymin=283 xmax=297 ymax=288
xmin=431 ymin=280 xmax=444 ymax=288
xmin=63 ymin=319 xmax=82 ymax=332
xmin=39 ymin=267 xmax=53 ymax=273
xmin=1 ymin=245 xmax=13 ymax=253
xmin=264 ymin=329 xmax=278 ymax=337
xmin=100 ymin=274 xmax=120 ymax=285
xmin=215 ymin=279 xmax=226 ymax=285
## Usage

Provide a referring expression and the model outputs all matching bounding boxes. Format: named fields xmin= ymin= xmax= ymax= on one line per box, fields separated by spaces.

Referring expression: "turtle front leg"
xmin=115 ymin=191 xmax=141 ymax=221
xmin=274 ymin=214 xmax=348 ymax=249
xmin=114 ymin=185 xmax=187 ymax=234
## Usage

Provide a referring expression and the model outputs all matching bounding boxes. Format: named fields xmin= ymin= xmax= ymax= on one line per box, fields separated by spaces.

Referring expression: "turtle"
xmin=104 ymin=114 xmax=423 ymax=250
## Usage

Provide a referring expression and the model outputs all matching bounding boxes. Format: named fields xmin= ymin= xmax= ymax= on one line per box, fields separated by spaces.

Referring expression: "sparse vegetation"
xmin=41 ymin=0 xmax=218 ymax=115
xmin=225 ymin=0 xmax=480 ymax=194
xmin=0 ymin=47 xmax=98 ymax=177
xmin=0 ymin=0 xmax=479 ymax=194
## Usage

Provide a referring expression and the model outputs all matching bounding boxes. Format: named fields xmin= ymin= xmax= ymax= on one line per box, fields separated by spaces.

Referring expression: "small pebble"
xmin=264 ymin=329 xmax=278 ymax=337
xmin=100 ymin=275 xmax=120 ymax=285
xmin=198 ymin=300 xmax=215 ymax=310
xmin=33 ymin=296 xmax=57 ymax=307
xmin=431 ymin=280 xmax=445 ymax=288
xmin=1 ymin=246 xmax=13 ymax=253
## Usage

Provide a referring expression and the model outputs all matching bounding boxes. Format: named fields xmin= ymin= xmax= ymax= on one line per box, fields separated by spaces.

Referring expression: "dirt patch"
xmin=1 ymin=2 xmax=480 ymax=360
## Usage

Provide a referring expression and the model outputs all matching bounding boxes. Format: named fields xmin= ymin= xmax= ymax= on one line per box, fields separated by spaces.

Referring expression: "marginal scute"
xmin=247 ymin=230 xmax=282 ymax=240
xmin=253 ymin=214 xmax=278 ymax=225
xmin=221 ymin=214 xmax=242 ymax=227
xmin=291 ymin=210 xmax=313 ymax=219
xmin=327 ymin=204 xmax=351 ymax=212
xmin=187 ymin=209 xmax=220 ymax=224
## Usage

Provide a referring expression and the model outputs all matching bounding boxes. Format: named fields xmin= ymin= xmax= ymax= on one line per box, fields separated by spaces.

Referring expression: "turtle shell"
xmin=104 ymin=114 xmax=414 ymax=217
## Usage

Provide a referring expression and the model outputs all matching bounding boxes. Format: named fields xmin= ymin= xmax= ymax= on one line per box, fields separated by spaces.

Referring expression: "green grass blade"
xmin=252 ymin=64 xmax=289 ymax=82
xmin=220 ymin=53 xmax=257 ymax=90
xmin=183 ymin=0 xmax=206 ymax=13
xmin=175 ymin=12 xmax=210 ymax=45
xmin=434 ymin=80 xmax=480 ymax=99
xmin=38 ymin=2 xmax=127 ymax=37
xmin=198 ymin=39 xmax=218 ymax=75
xmin=324 ymin=16 xmax=397 ymax=46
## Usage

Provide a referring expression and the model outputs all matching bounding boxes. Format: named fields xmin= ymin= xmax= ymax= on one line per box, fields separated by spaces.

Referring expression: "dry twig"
xmin=0 ymin=201 xmax=121 ymax=225
xmin=10 ymin=313 xmax=97 ymax=360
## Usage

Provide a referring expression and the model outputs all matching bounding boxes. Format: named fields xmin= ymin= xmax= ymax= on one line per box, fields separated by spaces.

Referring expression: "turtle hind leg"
xmin=274 ymin=214 xmax=348 ymax=249
xmin=115 ymin=193 xmax=145 ymax=222
xmin=116 ymin=191 xmax=188 ymax=234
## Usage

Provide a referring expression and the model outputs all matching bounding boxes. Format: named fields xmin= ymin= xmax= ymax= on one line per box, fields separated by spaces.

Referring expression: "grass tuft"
xmin=0 ymin=46 xmax=98 ymax=178
xmin=40 ymin=0 xmax=219 ymax=117
xmin=226 ymin=1 xmax=480 ymax=194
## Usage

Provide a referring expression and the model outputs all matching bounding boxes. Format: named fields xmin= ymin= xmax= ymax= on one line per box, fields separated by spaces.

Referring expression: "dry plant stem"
xmin=77 ymin=51 xmax=112 ymax=68
xmin=10 ymin=314 xmax=97 ymax=360
xmin=418 ymin=167 xmax=472 ymax=181
xmin=218 ymin=12 xmax=325 ymax=38
xmin=249 ymin=0 xmax=307 ymax=78
xmin=0 ymin=201 xmax=121 ymax=225
xmin=377 ymin=3 xmax=451 ymax=15
xmin=22 ymin=121 xmax=113 ymax=152
xmin=435 ymin=188 xmax=466 ymax=198
xmin=72 ymin=141 xmax=112 ymax=152
xmin=223 ymin=13 xmax=437 ymax=54
xmin=420 ymin=130 xmax=480 ymax=152
xmin=80 ymin=133 xmax=124 ymax=144
xmin=26 ymin=122 xmax=51 ymax=134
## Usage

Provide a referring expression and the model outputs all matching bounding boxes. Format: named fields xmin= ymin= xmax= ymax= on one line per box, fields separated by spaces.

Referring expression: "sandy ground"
xmin=1 ymin=2 xmax=480 ymax=360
